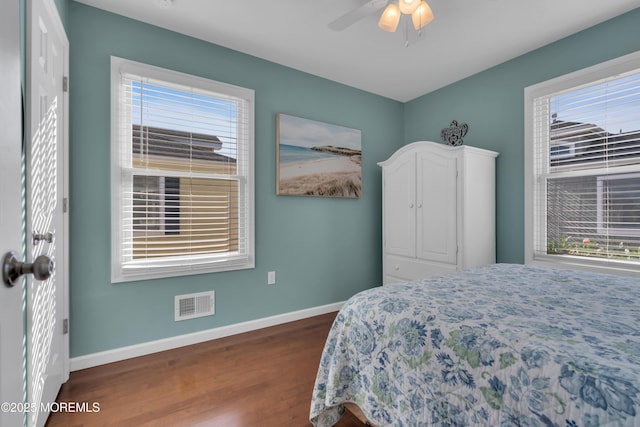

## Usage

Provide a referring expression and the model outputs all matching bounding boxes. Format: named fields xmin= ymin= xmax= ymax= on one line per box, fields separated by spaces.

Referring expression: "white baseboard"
xmin=70 ymin=301 xmax=344 ymax=372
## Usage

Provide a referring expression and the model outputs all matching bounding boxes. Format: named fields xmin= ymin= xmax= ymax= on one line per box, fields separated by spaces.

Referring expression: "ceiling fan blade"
xmin=328 ymin=0 xmax=389 ymax=31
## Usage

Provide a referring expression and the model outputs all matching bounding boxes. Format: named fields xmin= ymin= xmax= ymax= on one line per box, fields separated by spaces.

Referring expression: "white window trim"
xmin=110 ymin=57 xmax=255 ymax=283
xmin=524 ymin=50 xmax=640 ymax=277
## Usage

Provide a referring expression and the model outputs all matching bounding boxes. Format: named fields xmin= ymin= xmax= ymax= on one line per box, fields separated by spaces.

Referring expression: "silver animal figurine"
xmin=441 ymin=120 xmax=468 ymax=146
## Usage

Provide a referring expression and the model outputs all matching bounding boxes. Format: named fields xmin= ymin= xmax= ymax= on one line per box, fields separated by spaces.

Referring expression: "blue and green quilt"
xmin=310 ymin=264 xmax=640 ymax=426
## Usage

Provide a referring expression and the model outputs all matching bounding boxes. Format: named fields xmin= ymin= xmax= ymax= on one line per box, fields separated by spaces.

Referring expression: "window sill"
xmin=528 ymin=254 xmax=640 ymax=278
xmin=112 ymin=255 xmax=254 ymax=283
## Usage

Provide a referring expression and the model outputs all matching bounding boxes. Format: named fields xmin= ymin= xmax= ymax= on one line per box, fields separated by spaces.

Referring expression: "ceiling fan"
xmin=328 ymin=0 xmax=389 ymax=31
xmin=329 ymin=0 xmax=434 ymax=33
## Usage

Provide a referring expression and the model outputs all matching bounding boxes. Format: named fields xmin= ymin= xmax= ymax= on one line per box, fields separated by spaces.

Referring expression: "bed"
xmin=309 ymin=263 xmax=640 ymax=427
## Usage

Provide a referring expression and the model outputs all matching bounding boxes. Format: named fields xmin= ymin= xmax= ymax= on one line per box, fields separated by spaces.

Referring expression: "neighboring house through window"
xmin=525 ymin=51 xmax=640 ymax=274
xmin=111 ymin=57 xmax=255 ymax=282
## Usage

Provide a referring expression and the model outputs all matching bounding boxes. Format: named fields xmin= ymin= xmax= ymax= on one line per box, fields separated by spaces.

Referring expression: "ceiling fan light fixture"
xmin=412 ymin=1 xmax=434 ymax=30
xmin=378 ymin=3 xmax=401 ymax=32
xmin=398 ymin=0 xmax=420 ymax=15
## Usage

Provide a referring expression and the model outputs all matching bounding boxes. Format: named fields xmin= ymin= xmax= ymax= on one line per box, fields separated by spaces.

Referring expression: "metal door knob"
xmin=2 ymin=251 xmax=54 ymax=287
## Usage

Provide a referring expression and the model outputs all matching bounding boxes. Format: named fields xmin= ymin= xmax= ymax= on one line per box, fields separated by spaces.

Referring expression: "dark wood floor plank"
xmin=46 ymin=312 xmax=364 ymax=427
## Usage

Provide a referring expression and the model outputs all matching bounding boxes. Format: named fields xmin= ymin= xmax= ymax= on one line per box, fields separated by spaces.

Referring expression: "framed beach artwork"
xmin=276 ymin=113 xmax=362 ymax=198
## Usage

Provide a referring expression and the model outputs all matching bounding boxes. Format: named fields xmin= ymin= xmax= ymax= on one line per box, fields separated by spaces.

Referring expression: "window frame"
xmin=110 ymin=57 xmax=255 ymax=283
xmin=524 ymin=50 xmax=640 ymax=276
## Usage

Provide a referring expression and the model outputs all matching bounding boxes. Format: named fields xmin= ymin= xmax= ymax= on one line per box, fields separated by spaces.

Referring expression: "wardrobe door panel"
xmin=416 ymin=151 xmax=457 ymax=264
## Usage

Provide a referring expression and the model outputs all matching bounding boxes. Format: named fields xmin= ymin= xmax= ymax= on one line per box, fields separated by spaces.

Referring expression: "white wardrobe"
xmin=379 ymin=141 xmax=498 ymax=284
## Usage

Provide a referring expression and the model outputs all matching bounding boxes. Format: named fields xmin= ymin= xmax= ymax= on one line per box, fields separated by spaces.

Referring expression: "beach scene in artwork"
xmin=277 ymin=114 xmax=362 ymax=198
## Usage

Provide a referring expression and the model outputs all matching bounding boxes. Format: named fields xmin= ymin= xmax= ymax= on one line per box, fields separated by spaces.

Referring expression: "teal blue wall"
xmin=67 ymin=2 xmax=403 ymax=357
xmin=53 ymin=0 xmax=68 ymax=27
xmin=404 ymin=8 xmax=640 ymax=265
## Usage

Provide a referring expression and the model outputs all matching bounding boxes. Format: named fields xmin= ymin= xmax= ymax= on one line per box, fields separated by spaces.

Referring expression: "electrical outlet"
xmin=268 ymin=271 xmax=276 ymax=285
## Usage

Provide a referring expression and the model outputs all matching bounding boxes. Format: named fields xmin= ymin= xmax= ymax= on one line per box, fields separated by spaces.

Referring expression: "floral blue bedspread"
xmin=309 ymin=264 xmax=640 ymax=427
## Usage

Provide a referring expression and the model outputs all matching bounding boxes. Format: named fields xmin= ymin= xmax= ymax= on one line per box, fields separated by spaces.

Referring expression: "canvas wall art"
xmin=276 ymin=113 xmax=362 ymax=198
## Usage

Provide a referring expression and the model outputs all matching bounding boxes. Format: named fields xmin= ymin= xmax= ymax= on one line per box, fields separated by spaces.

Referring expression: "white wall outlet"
xmin=268 ymin=271 xmax=276 ymax=285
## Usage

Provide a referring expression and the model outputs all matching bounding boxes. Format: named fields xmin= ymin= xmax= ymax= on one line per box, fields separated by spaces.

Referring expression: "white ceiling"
xmin=73 ymin=0 xmax=639 ymax=102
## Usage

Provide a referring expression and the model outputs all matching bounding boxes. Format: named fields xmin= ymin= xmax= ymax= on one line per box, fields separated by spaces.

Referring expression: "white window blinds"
xmin=531 ymin=65 xmax=640 ymax=269
xmin=111 ymin=57 xmax=254 ymax=283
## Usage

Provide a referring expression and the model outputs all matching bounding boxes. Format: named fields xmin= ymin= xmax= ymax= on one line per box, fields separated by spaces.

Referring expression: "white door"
xmin=383 ymin=151 xmax=416 ymax=257
xmin=0 ymin=1 xmax=28 ymax=426
xmin=416 ymin=150 xmax=457 ymax=264
xmin=26 ymin=0 xmax=69 ymax=426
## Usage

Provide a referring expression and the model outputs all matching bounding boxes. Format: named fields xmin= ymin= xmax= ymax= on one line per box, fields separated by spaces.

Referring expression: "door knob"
xmin=2 ymin=251 xmax=54 ymax=287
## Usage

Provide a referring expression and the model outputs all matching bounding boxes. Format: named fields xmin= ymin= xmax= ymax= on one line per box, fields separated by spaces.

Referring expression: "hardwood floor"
xmin=46 ymin=312 xmax=365 ymax=427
